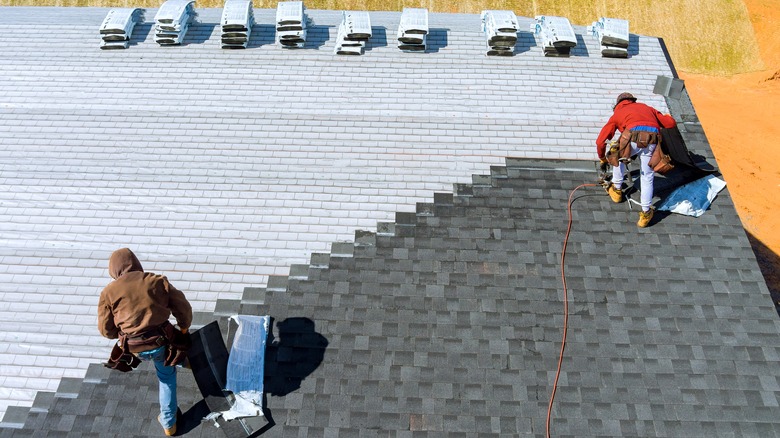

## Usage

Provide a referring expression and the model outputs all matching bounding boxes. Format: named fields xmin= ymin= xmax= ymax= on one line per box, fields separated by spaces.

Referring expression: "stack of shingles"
xmin=275 ymin=1 xmax=307 ymax=49
xmin=588 ymin=17 xmax=629 ymax=58
xmin=480 ymin=10 xmax=518 ymax=56
xmin=530 ymin=15 xmax=577 ymax=57
xmin=397 ymin=8 xmax=428 ymax=52
xmin=99 ymin=8 xmax=144 ymax=50
xmin=154 ymin=0 xmax=196 ymax=46
xmin=221 ymin=0 xmax=254 ymax=49
xmin=334 ymin=11 xmax=372 ymax=55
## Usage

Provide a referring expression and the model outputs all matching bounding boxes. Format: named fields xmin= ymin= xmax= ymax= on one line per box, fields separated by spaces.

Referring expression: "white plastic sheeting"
xmin=99 ymin=8 xmax=144 ymax=50
xmin=335 ymin=11 xmax=372 ymax=55
xmin=215 ymin=314 xmax=270 ymax=421
xmin=481 ymin=10 xmax=518 ymax=56
xmin=530 ymin=15 xmax=577 ymax=57
xmin=588 ymin=17 xmax=629 ymax=58
xmin=397 ymin=8 xmax=428 ymax=52
xmin=657 ymin=175 xmax=727 ymax=217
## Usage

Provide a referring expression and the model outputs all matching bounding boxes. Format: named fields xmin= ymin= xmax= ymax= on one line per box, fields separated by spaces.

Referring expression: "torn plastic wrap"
xmin=215 ymin=314 xmax=270 ymax=421
xmin=657 ymin=174 xmax=727 ymax=217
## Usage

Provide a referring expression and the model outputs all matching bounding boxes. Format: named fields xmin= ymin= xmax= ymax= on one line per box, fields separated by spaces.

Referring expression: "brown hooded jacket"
xmin=97 ymin=248 xmax=192 ymax=339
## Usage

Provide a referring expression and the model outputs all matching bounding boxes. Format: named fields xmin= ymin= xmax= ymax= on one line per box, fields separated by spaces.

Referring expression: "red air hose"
xmin=545 ymin=183 xmax=599 ymax=438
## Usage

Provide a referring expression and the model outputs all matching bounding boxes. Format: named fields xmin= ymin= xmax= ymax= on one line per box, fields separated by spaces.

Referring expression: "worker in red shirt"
xmin=596 ymin=92 xmax=677 ymax=227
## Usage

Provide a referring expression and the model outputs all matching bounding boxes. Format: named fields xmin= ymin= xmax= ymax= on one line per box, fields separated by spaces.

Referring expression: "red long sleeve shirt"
xmin=595 ymin=100 xmax=677 ymax=159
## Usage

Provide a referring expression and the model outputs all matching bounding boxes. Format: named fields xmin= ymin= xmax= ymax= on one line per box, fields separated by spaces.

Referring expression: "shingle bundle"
xmin=588 ymin=17 xmax=629 ymax=58
xmin=221 ymin=0 xmax=254 ymax=49
xmin=276 ymin=1 xmax=307 ymax=49
xmin=397 ymin=8 xmax=428 ymax=52
xmin=334 ymin=11 xmax=372 ymax=55
xmin=530 ymin=15 xmax=577 ymax=57
xmin=480 ymin=10 xmax=518 ymax=56
xmin=99 ymin=8 xmax=144 ymax=50
xmin=154 ymin=0 xmax=196 ymax=46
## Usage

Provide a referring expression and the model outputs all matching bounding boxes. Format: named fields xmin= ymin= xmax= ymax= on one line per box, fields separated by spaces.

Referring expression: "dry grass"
xmin=0 ymin=0 xmax=763 ymax=75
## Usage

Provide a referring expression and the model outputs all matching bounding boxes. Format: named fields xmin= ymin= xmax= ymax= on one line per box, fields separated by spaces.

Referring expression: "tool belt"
xmin=125 ymin=322 xmax=172 ymax=353
xmin=606 ymin=128 xmax=672 ymax=174
xmin=104 ymin=321 xmax=192 ymax=371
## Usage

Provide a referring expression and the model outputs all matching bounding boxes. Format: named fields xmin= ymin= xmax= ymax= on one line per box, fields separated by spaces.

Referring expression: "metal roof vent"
xmin=221 ymin=0 xmax=254 ymax=49
xmin=397 ymin=8 xmax=428 ymax=52
xmin=276 ymin=1 xmax=308 ymax=49
xmin=481 ymin=10 xmax=518 ymax=56
xmin=587 ymin=17 xmax=629 ymax=58
xmin=99 ymin=8 xmax=145 ymax=50
xmin=530 ymin=15 xmax=577 ymax=57
xmin=154 ymin=0 xmax=196 ymax=46
xmin=334 ymin=11 xmax=372 ymax=55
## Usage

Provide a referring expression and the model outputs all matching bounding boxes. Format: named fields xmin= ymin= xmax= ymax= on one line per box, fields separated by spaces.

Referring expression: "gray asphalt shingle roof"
xmin=1 ymin=6 xmax=778 ymax=437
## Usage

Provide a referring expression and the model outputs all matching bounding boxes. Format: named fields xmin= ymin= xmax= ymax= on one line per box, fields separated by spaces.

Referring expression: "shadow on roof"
xmin=514 ymin=30 xmax=535 ymax=55
xmin=248 ymin=24 xmax=277 ymax=48
xmin=746 ymin=231 xmax=780 ymax=318
xmin=186 ymin=23 xmax=218 ymax=45
xmin=304 ymin=25 xmax=334 ymax=50
xmin=628 ymin=33 xmax=640 ymax=57
xmin=426 ymin=28 xmax=448 ymax=53
xmin=366 ymin=26 xmax=387 ymax=51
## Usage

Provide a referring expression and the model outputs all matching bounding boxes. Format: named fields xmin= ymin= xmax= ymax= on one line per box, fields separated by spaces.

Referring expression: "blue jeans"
xmin=136 ymin=346 xmax=177 ymax=428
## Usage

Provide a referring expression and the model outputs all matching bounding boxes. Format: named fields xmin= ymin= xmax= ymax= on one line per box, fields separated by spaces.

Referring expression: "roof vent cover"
xmin=588 ymin=17 xmax=629 ymax=58
xmin=99 ymin=8 xmax=145 ymax=50
xmin=397 ymin=8 xmax=428 ymax=52
xmin=276 ymin=1 xmax=308 ymax=49
xmin=221 ymin=0 xmax=254 ymax=49
xmin=530 ymin=15 xmax=577 ymax=57
xmin=481 ymin=10 xmax=518 ymax=56
xmin=154 ymin=0 xmax=196 ymax=46
xmin=335 ymin=11 xmax=372 ymax=55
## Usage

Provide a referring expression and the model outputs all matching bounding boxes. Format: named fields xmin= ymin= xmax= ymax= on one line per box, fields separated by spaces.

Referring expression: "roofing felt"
xmin=0 ymin=5 xmax=778 ymax=437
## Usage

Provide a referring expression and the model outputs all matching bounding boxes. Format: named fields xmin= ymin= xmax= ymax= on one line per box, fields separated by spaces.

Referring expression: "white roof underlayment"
xmin=0 ymin=6 xmax=674 ymax=419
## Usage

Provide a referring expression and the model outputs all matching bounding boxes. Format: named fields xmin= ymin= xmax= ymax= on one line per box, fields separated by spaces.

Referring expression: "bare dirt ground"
xmin=680 ymin=0 xmax=780 ymax=308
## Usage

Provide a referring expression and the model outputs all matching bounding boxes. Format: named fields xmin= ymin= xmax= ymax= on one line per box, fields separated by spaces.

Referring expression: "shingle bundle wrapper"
xmin=334 ymin=11 xmax=372 ymax=55
xmin=481 ymin=10 xmax=518 ymax=56
xmin=530 ymin=15 xmax=577 ymax=57
xmin=397 ymin=8 xmax=428 ymax=52
xmin=587 ymin=17 xmax=629 ymax=58
xmin=221 ymin=0 xmax=254 ymax=49
xmin=154 ymin=0 xmax=196 ymax=46
xmin=276 ymin=1 xmax=307 ymax=49
xmin=99 ymin=8 xmax=144 ymax=50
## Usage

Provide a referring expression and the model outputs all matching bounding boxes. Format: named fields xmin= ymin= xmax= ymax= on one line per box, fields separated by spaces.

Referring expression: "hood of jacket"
xmin=108 ymin=248 xmax=144 ymax=280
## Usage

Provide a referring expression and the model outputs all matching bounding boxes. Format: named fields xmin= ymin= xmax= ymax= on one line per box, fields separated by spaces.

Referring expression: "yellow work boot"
xmin=637 ymin=209 xmax=654 ymax=228
xmin=607 ymin=184 xmax=623 ymax=203
xmin=159 ymin=415 xmax=177 ymax=436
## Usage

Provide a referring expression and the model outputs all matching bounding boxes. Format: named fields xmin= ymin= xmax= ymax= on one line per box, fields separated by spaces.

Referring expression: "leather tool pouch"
xmin=649 ymin=135 xmax=675 ymax=174
xmin=104 ymin=336 xmax=141 ymax=372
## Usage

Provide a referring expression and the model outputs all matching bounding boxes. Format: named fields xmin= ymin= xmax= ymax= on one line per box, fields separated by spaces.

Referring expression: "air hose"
xmin=545 ymin=182 xmax=599 ymax=438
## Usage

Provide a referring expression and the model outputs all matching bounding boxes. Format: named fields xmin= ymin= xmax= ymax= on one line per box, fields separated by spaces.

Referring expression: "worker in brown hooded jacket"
xmin=98 ymin=248 xmax=192 ymax=436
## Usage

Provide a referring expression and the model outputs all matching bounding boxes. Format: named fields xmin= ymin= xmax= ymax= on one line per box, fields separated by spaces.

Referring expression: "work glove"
xmin=598 ymin=157 xmax=609 ymax=173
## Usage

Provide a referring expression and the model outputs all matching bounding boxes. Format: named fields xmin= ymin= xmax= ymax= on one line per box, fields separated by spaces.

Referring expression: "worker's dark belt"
xmin=123 ymin=321 xmax=172 ymax=353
